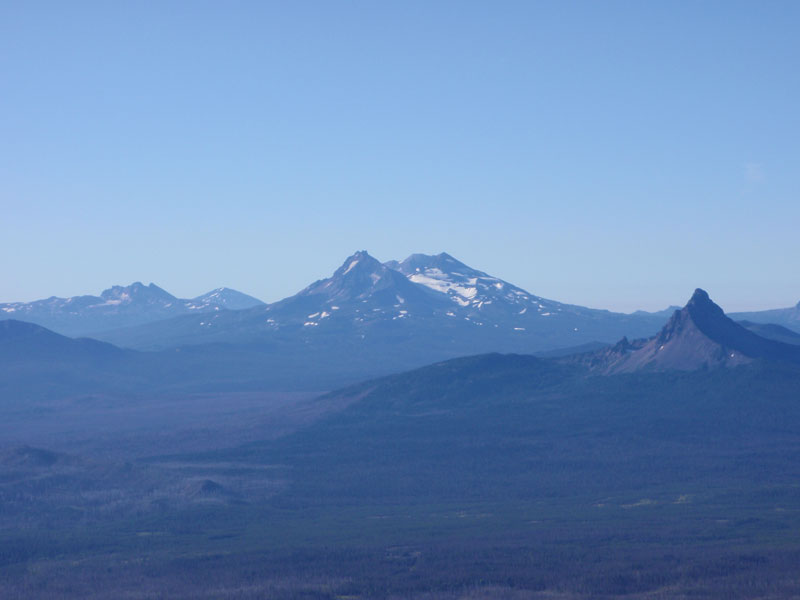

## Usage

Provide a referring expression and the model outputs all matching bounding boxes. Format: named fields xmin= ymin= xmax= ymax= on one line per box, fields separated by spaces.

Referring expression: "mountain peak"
xmin=396 ymin=252 xmax=473 ymax=275
xmin=190 ymin=287 xmax=264 ymax=310
xmin=686 ymin=288 xmax=724 ymax=318
xmin=100 ymin=282 xmax=176 ymax=303
xmin=298 ymin=250 xmax=441 ymax=306
xmin=598 ymin=288 xmax=800 ymax=373
xmin=335 ymin=251 xmax=382 ymax=277
xmin=688 ymin=287 xmax=710 ymax=305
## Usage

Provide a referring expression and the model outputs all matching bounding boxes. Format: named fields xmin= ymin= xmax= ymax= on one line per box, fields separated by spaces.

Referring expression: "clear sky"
xmin=2 ymin=1 xmax=798 ymax=312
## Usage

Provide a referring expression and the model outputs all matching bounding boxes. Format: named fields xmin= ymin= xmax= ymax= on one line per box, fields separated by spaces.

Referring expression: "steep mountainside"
xmin=582 ymin=289 xmax=800 ymax=373
xmin=0 ymin=283 xmax=264 ymax=336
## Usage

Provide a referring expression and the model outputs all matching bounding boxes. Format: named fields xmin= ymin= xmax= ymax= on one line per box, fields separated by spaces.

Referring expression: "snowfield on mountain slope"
xmin=402 ymin=262 xmax=560 ymax=316
xmin=408 ymin=269 xmax=479 ymax=301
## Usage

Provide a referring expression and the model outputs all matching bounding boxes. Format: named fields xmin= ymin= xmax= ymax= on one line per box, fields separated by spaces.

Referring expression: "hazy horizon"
xmin=1 ymin=248 xmax=797 ymax=315
xmin=3 ymin=2 xmax=799 ymax=312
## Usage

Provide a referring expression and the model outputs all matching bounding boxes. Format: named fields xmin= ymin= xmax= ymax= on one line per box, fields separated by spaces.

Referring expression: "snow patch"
xmin=408 ymin=270 xmax=477 ymax=301
xmin=343 ymin=259 xmax=359 ymax=274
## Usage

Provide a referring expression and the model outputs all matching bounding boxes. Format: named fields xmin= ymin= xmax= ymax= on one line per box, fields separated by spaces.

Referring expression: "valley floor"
xmin=3 ymin=361 xmax=800 ymax=598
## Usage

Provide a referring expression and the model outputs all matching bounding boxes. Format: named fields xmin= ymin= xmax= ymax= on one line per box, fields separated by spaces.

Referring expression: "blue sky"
xmin=2 ymin=1 xmax=798 ymax=312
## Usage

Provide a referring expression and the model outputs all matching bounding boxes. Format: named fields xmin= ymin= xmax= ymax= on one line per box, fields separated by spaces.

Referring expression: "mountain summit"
xmin=297 ymin=251 xmax=443 ymax=307
xmin=99 ymin=282 xmax=177 ymax=306
xmin=190 ymin=288 xmax=265 ymax=311
xmin=596 ymin=289 xmax=800 ymax=373
xmin=390 ymin=252 xmax=532 ymax=310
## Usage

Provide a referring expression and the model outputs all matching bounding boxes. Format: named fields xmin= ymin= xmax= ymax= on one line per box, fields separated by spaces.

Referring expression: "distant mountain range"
xmin=737 ymin=320 xmax=800 ymax=345
xmin=730 ymin=301 xmax=800 ymax=332
xmin=87 ymin=251 xmax=670 ymax=355
xmin=2 ymin=251 xmax=798 ymax=387
xmin=0 ymin=283 xmax=264 ymax=336
xmin=4 ymin=279 xmax=800 ymax=404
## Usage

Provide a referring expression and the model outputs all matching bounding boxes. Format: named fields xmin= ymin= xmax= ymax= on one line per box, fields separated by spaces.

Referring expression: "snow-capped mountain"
xmin=281 ymin=250 xmax=450 ymax=328
xmin=388 ymin=252 xmax=622 ymax=325
xmin=94 ymin=251 xmax=669 ymax=359
xmin=389 ymin=252 xmax=542 ymax=311
xmin=0 ymin=282 xmax=264 ymax=336
xmin=299 ymin=250 xmax=446 ymax=308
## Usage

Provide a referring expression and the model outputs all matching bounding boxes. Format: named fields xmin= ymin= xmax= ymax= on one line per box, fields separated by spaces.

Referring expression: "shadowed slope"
xmin=592 ymin=289 xmax=800 ymax=373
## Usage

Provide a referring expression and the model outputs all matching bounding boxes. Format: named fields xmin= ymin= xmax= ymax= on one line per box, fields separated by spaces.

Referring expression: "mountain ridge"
xmin=0 ymin=283 xmax=265 ymax=335
xmin=731 ymin=301 xmax=800 ymax=333
xmin=92 ymin=251 xmax=669 ymax=356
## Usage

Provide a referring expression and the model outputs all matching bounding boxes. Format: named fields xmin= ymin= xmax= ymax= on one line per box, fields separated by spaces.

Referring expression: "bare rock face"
xmin=600 ymin=289 xmax=800 ymax=373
